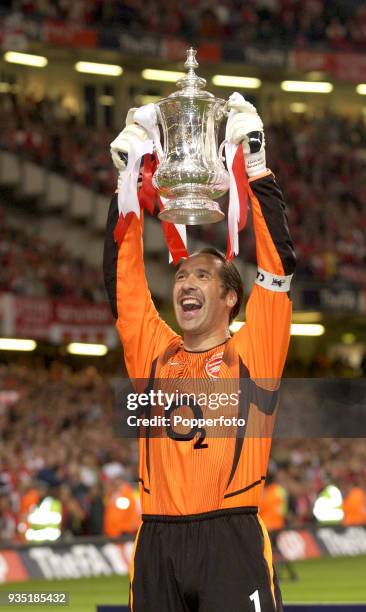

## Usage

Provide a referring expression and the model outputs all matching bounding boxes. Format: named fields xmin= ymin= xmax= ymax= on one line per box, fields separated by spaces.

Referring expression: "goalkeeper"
xmin=104 ymin=99 xmax=296 ymax=612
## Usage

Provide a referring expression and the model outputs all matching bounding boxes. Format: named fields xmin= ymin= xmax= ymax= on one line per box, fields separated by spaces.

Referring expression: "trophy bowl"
xmin=152 ymin=49 xmax=230 ymax=225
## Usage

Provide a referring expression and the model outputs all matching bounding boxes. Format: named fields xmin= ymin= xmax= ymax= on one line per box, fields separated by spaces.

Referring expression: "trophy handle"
xmin=153 ymin=104 xmax=164 ymax=162
xmin=218 ymin=139 xmax=228 ymax=162
xmin=222 ymin=100 xmax=230 ymax=117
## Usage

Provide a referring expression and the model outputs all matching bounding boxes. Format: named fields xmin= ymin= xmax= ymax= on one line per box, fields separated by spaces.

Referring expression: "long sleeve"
xmin=232 ymin=171 xmax=296 ymax=379
xmin=249 ymin=171 xmax=296 ymax=277
xmin=103 ymin=193 xmax=120 ymax=319
xmin=103 ymin=194 xmax=179 ymax=379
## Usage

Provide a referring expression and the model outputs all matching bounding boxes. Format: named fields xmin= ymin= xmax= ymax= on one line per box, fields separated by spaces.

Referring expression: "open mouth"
xmin=180 ymin=297 xmax=203 ymax=313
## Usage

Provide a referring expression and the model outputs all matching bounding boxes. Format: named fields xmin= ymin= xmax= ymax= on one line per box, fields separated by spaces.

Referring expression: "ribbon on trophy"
xmin=224 ymin=92 xmax=252 ymax=261
xmin=114 ymin=103 xmax=188 ymax=265
xmin=139 ymin=154 xmax=189 ymax=265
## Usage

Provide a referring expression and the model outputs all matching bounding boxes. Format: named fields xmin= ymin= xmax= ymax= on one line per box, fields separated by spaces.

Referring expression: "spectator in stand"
xmin=86 ymin=483 xmax=105 ymax=535
xmin=342 ymin=476 xmax=366 ymax=526
xmin=259 ymin=472 xmax=288 ymax=531
xmin=103 ymin=474 xmax=139 ymax=538
xmin=19 ymin=479 xmax=40 ymax=520
xmin=0 ymin=493 xmax=17 ymax=541
xmin=59 ymin=483 xmax=86 ymax=537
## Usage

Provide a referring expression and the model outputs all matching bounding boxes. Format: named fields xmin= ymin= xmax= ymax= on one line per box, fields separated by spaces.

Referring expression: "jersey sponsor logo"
xmin=205 ymin=352 xmax=224 ymax=378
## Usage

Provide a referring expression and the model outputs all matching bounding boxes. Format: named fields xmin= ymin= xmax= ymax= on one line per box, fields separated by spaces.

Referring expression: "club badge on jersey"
xmin=205 ymin=352 xmax=224 ymax=378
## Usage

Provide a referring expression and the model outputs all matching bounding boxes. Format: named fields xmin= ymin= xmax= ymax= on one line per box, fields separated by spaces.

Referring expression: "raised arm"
xmin=103 ymin=116 xmax=179 ymax=380
xmin=228 ymin=98 xmax=296 ymax=379
xmin=240 ymin=172 xmax=296 ymax=379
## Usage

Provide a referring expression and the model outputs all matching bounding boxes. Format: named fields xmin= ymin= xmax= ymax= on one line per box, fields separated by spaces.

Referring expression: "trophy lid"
xmin=159 ymin=48 xmax=216 ymax=102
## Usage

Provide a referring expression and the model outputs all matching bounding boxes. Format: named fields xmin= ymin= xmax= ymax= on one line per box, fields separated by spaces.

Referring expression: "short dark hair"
xmin=177 ymin=247 xmax=244 ymax=324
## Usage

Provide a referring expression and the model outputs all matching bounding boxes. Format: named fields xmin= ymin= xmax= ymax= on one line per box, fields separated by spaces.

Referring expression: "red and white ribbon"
xmin=158 ymin=196 xmax=188 ymax=265
xmin=116 ymin=135 xmax=153 ymax=221
xmin=114 ymin=103 xmax=188 ymax=264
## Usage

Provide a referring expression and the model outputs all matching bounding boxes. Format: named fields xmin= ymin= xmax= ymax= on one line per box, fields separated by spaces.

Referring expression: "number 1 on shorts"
xmin=249 ymin=589 xmax=261 ymax=612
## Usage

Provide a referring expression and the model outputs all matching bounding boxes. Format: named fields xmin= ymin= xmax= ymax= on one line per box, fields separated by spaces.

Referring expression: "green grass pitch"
xmin=0 ymin=556 xmax=365 ymax=611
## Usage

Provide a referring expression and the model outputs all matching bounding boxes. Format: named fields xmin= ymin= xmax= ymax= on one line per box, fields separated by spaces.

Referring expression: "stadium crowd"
xmin=0 ymin=361 xmax=365 ymax=543
xmin=2 ymin=0 xmax=366 ymax=48
xmin=0 ymin=92 xmax=115 ymax=196
xmin=1 ymin=91 xmax=365 ymax=291
xmin=0 ymin=206 xmax=106 ymax=301
xmin=0 ymin=363 xmax=139 ymax=543
xmin=265 ymin=439 xmax=366 ymax=529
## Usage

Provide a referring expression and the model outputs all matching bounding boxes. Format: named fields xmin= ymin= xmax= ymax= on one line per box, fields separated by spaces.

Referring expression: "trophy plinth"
xmin=158 ymin=198 xmax=224 ymax=225
xmin=153 ymin=48 xmax=229 ymax=225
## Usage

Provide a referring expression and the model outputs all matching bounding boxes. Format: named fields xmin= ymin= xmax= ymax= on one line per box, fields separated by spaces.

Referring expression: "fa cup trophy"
xmin=153 ymin=48 xmax=230 ymax=225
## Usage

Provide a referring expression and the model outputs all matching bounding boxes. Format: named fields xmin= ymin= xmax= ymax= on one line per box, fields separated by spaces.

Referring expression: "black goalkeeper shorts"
xmin=129 ymin=507 xmax=283 ymax=612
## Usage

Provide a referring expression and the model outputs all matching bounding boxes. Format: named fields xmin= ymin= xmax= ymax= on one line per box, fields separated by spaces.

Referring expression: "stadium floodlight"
xmin=0 ymin=338 xmax=37 ymax=351
xmin=290 ymin=324 xmax=325 ymax=336
xmin=75 ymin=62 xmax=123 ymax=77
xmin=4 ymin=51 xmax=48 ymax=68
xmin=356 ymin=84 xmax=366 ymax=95
xmin=292 ymin=311 xmax=323 ymax=323
xmin=281 ymin=81 xmax=333 ymax=93
xmin=212 ymin=75 xmax=261 ymax=89
xmin=141 ymin=69 xmax=185 ymax=83
xmin=66 ymin=342 xmax=108 ymax=356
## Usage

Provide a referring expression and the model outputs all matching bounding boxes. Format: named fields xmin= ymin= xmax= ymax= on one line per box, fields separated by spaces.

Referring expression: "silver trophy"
xmin=153 ymin=48 xmax=230 ymax=225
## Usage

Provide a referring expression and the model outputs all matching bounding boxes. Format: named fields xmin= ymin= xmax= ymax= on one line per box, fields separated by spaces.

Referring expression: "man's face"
xmin=173 ymin=254 xmax=236 ymax=336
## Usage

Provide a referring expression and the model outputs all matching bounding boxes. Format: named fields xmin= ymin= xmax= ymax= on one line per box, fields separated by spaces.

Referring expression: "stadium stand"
xmin=0 ymin=204 xmax=107 ymax=301
xmin=0 ymin=92 xmax=115 ymax=195
xmin=1 ymin=0 xmax=366 ymax=47
xmin=1 ymin=91 xmax=365 ymax=290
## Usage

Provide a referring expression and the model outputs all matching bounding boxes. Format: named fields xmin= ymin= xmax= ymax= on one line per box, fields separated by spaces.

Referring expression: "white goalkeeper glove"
xmin=110 ymin=107 xmax=150 ymax=170
xmin=227 ymin=97 xmax=266 ymax=178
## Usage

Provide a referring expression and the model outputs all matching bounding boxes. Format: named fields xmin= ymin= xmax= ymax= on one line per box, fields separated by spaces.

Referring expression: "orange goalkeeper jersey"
xmin=103 ymin=170 xmax=296 ymax=517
